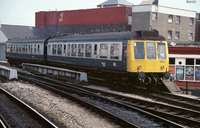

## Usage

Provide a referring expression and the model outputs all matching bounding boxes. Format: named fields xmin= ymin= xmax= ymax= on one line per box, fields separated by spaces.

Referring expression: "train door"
xmin=44 ymin=39 xmax=49 ymax=62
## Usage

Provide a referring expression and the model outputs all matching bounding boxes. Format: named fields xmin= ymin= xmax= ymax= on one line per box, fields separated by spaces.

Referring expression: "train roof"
xmin=6 ymin=30 xmax=166 ymax=44
xmin=6 ymin=37 xmax=47 ymax=43
xmin=49 ymin=30 xmax=166 ymax=42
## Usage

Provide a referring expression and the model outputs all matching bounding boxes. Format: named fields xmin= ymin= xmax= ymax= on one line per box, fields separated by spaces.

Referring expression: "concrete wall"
xmin=0 ymin=43 xmax=6 ymax=60
xmin=150 ymin=13 xmax=195 ymax=43
xmin=132 ymin=12 xmax=150 ymax=31
xmin=132 ymin=5 xmax=196 ymax=43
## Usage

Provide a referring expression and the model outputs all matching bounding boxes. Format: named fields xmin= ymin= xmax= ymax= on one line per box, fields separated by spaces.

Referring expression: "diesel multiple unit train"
xmin=6 ymin=30 xmax=169 ymax=88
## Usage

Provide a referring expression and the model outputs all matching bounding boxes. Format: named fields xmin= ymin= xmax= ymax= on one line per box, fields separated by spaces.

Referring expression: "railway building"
xmin=168 ymin=45 xmax=200 ymax=86
xmin=35 ymin=0 xmax=132 ymax=35
xmin=132 ymin=1 xmax=196 ymax=44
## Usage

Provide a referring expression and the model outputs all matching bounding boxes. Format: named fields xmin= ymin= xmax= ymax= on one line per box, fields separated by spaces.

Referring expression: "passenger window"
xmin=134 ymin=42 xmax=144 ymax=59
xmin=78 ymin=44 xmax=84 ymax=57
xmin=6 ymin=44 xmax=11 ymax=52
xmin=146 ymin=42 xmax=156 ymax=59
xmin=52 ymin=44 xmax=57 ymax=55
xmin=110 ymin=43 xmax=120 ymax=60
xmin=58 ymin=44 xmax=62 ymax=55
xmin=25 ymin=45 xmax=28 ymax=53
xmin=85 ymin=44 xmax=92 ymax=57
xmin=16 ymin=45 xmax=18 ymax=52
xmin=38 ymin=45 xmax=40 ymax=54
xmin=100 ymin=44 xmax=108 ymax=59
xmin=157 ymin=43 xmax=166 ymax=60
xmin=67 ymin=44 xmax=70 ymax=56
xmin=34 ymin=44 xmax=37 ymax=54
xmin=19 ymin=45 xmax=21 ymax=53
xmin=71 ymin=44 xmax=77 ymax=56
xmin=13 ymin=45 xmax=16 ymax=52
xmin=22 ymin=44 xmax=25 ymax=53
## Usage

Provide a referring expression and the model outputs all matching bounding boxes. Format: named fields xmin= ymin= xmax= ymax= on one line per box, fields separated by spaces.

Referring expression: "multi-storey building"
xmin=132 ymin=4 xmax=196 ymax=44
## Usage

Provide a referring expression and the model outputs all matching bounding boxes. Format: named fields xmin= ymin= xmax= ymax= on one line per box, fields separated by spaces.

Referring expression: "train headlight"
xmin=138 ymin=65 xmax=141 ymax=69
xmin=161 ymin=66 xmax=164 ymax=69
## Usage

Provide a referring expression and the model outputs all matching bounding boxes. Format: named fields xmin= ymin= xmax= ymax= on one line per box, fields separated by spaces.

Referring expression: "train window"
xmin=146 ymin=42 xmax=156 ymax=59
xmin=85 ymin=44 xmax=92 ymax=57
xmin=16 ymin=45 xmax=18 ymax=52
xmin=52 ymin=44 xmax=57 ymax=55
xmin=78 ymin=44 xmax=84 ymax=57
xmin=38 ymin=45 xmax=40 ymax=54
xmin=157 ymin=43 xmax=166 ymax=60
xmin=28 ymin=45 xmax=31 ymax=54
xmin=100 ymin=44 xmax=108 ymax=59
xmin=25 ymin=45 xmax=28 ymax=53
xmin=58 ymin=44 xmax=62 ymax=55
xmin=71 ymin=44 xmax=77 ymax=57
xmin=67 ymin=44 xmax=71 ymax=56
xmin=134 ymin=42 xmax=144 ymax=59
xmin=6 ymin=44 xmax=10 ymax=52
xmin=34 ymin=44 xmax=37 ymax=54
xmin=22 ymin=45 xmax=25 ymax=53
xmin=19 ymin=45 xmax=21 ymax=53
xmin=13 ymin=45 xmax=16 ymax=52
xmin=110 ymin=43 xmax=120 ymax=60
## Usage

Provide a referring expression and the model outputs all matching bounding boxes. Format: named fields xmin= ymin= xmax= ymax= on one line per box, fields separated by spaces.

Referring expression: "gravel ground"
xmin=0 ymin=93 xmax=45 ymax=128
xmin=0 ymin=80 xmax=119 ymax=128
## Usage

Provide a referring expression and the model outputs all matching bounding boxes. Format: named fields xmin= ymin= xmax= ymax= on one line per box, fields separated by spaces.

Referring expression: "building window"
xmin=169 ymin=58 xmax=175 ymax=64
xmin=176 ymin=16 xmax=181 ymax=24
xmin=197 ymin=14 xmax=200 ymax=20
xmin=152 ymin=12 xmax=157 ymax=21
xmin=189 ymin=33 xmax=193 ymax=40
xmin=175 ymin=31 xmax=180 ymax=39
xmin=168 ymin=15 xmax=173 ymax=23
xmin=190 ymin=18 xmax=194 ymax=25
xmin=167 ymin=30 xmax=172 ymax=39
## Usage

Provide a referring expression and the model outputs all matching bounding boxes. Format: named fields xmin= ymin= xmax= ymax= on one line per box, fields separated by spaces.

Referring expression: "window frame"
xmin=152 ymin=12 xmax=157 ymax=21
xmin=167 ymin=30 xmax=172 ymax=40
xmin=168 ymin=15 xmax=173 ymax=23
xmin=176 ymin=16 xmax=181 ymax=24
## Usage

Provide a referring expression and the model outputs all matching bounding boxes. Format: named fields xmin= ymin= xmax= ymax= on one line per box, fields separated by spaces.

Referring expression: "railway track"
xmin=0 ymin=113 xmax=10 ymax=128
xmin=18 ymin=72 xmax=184 ymax=128
xmin=0 ymin=87 xmax=57 ymax=128
xmin=82 ymin=86 xmax=200 ymax=127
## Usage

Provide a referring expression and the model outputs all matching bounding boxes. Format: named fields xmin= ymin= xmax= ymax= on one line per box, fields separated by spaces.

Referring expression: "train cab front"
xmin=127 ymin=39 xmax=169 ymax=89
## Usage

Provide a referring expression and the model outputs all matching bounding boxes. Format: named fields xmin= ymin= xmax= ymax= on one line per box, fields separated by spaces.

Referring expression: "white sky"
xmin=0 ymin=0 xmax=199 ymax=26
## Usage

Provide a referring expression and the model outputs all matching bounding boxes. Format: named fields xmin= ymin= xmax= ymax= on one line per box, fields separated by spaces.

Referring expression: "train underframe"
xmin=7 ymin=58 xmax=169 ymax=91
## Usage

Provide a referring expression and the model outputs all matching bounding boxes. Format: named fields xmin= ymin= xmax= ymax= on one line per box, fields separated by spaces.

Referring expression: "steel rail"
xmin=0 ymin=87 xmax=58 ymax=128
xmin=18 ymin=72 xmax=184 ymax=128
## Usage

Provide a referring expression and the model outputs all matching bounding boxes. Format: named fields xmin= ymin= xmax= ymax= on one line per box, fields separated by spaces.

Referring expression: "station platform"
xmin=0 ymin=65 xmax=18 ymax=80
